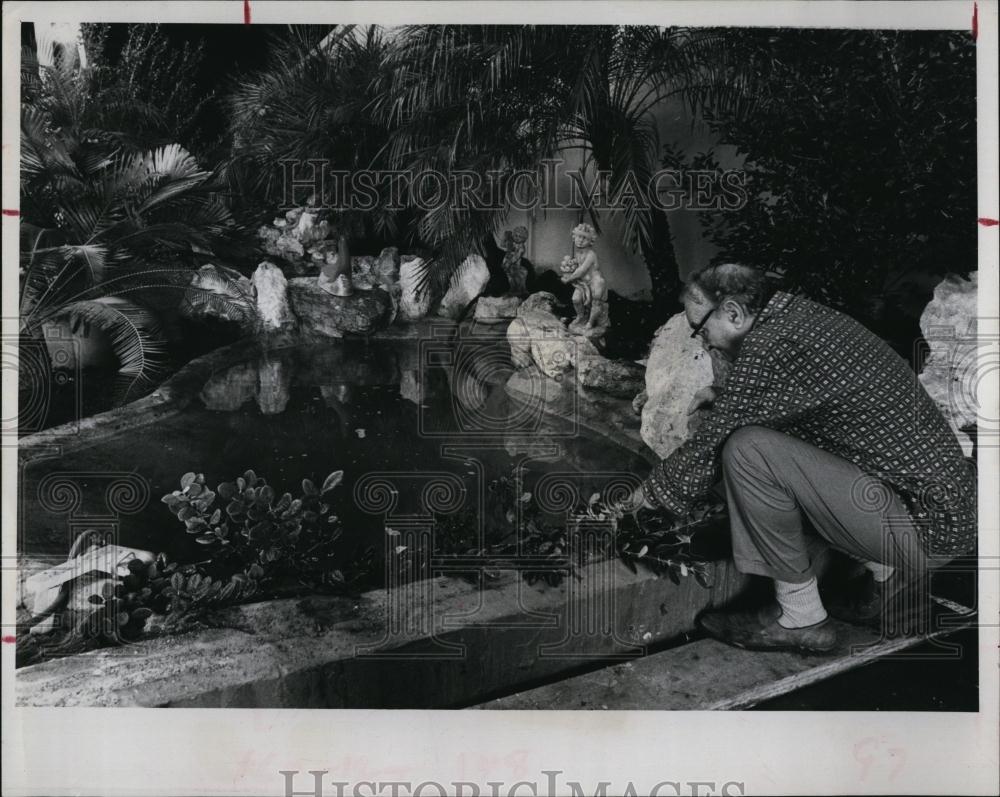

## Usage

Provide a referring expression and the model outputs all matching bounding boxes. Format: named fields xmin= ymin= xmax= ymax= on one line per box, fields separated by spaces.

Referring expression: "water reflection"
xmin=196 ymin=335 xmax=511 ymax=428
xmin=21 ymin=337 xmax=649 ymax=563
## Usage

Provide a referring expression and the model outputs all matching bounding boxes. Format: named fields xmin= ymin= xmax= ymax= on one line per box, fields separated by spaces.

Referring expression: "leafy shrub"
xmin=83 ymin=554 xmax=260 ymax=641
xmin=161 ymin=468 xmax=351 ymax=591
xmin=677 ymin=29 xmax=976 ymax=324
xmin=81 ymin=23 xmax=215 ymax=155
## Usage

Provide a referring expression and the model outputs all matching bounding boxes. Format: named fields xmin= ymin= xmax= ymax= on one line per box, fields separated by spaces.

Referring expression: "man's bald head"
xmin=681 ymin=263 xmax=772 ymax=314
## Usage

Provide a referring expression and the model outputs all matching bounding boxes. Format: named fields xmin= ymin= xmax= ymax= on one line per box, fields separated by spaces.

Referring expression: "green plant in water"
xmin=161 ymin=468 xmax=360 ymax=592
xmin=423 ymin=465 xmax=726 ymax=590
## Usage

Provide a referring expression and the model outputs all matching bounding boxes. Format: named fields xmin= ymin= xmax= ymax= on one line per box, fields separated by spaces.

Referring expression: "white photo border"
xmin=2 ymin=2 xmax=997 ymax=796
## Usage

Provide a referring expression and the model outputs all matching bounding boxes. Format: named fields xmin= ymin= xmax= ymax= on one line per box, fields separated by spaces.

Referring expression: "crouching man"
xmin=622 ymin=263 xmax=976 ymax=654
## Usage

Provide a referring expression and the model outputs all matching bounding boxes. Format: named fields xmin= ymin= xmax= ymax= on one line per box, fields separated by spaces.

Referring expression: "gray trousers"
xmin=721 ymin=426 xmax=931 ymax=584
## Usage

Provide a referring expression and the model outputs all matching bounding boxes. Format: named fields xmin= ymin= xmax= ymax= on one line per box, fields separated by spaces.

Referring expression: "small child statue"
xmin=501 ymin=226 xmax=530 ymax=295
xmin=560 ymin=223 xmax=609 ymax=337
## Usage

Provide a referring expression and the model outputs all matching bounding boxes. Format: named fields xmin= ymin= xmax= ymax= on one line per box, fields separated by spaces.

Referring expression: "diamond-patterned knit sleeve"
xmin=641 ymin=336 xmax=822 ymax=516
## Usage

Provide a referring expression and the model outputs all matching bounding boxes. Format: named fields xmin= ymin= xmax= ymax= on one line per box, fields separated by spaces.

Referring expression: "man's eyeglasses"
xmin=689 ymin=305 xmax=717 ymax=339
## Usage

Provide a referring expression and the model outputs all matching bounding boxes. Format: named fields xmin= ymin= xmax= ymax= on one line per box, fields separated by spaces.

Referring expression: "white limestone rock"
xmin=640 ymin=312 xmax=715 ymax=459
xmin=437 ymin=254 xmax=490 ymax=320
xmin=918 ymin=272 xmax=978 ymax=454
xmin=351 ymin=255 xmax=379 ymax=290
xmin=250 ymin=261 xmax=296 ymax=333
xmin=398 ymin=256 xmax=432 ymax=321
xmin=373 ymin=247 xmax=401 ymax=286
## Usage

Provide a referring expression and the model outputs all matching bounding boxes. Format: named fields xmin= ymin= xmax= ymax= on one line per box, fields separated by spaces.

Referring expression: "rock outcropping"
xmin=398 ymin=256 xmax=432 ymax=322
xmin=437 ymin=254 xmax=490 ymax=320
xmin=288 ymin=279 xmax=394 ymax=337
xmin=507 ymin=292 xmax=600 ymax=378
xmin=918 ymin=271 xmax=978 ymax=454
xmin=640 ymin=313 xmax=715 ymax=459
xmin=474 ymin=295 xmax=523 ymax=324
xmin=250 ymin=261 xmax=296 ymax=333
xmin=576 ymin=356 xmax=645 ymax=398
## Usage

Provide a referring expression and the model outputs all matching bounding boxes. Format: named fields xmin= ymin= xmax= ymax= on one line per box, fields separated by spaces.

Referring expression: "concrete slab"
xmin=16 ymin=556 xmax=750 ymax=707
xmin=474 ymin=598 xmax=977 ymax=710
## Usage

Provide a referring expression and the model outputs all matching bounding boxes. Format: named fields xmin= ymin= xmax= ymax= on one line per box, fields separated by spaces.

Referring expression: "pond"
xmin=19 ymin=332 xmax=650 ymax=584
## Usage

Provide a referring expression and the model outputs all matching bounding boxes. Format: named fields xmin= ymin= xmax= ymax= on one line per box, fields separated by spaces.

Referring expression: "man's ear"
xmin=722 ymin=298 xmax=745 ymax=325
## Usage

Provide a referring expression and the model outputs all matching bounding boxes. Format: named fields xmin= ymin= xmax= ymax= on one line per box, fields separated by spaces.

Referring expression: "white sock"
xmin=864 ymin=561 xmax=895 ymax=583
xmin=774 ymin=577 xmax=828 ymax=628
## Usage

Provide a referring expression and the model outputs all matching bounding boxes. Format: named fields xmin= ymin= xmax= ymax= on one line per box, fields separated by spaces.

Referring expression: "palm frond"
xmin=57 ymin=298 xmax=169 ymax=388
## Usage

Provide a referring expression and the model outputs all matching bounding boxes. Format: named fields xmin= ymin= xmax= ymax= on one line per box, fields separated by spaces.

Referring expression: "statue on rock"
xmin=560 ymin=223 xmax=609 ymax=338
xmin=317 ymin=234 xmax=354 ymax=297
xmin=501 ymin=226 xmax=530 ymax=295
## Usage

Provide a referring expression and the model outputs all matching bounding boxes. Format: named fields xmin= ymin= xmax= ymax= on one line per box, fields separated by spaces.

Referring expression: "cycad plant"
xmin=374 ymin=25 xmax=739 ymax=304
xmin=19 ymin=39 xmax=252 ymax=405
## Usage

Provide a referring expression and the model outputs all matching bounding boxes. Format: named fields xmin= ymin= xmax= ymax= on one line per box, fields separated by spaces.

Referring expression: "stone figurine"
xmin=560 ymin=223 xmax=609 ymax=337
xmin=501 ymin=226 xmax=530 ymax=295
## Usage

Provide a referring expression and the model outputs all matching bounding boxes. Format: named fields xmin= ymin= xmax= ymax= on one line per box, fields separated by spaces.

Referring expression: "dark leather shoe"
xmin=698 ymin=603 xmax=838 ymax=655
xmin=827 ymin=570 xmax=930 ymax=629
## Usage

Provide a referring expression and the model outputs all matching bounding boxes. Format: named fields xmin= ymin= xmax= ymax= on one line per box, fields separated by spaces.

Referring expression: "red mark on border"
xmin=972 ymin=3 xmax=978 ymax=41
xmin=2 ymin=635 xmax=15 ymax=644
xmin=979 ymin=218 xmax=1000 ymax=227
xmin=2 ymin=209 xmax=19 ymax=216
xmin=244 ymin=0 xmax=251 ymax=24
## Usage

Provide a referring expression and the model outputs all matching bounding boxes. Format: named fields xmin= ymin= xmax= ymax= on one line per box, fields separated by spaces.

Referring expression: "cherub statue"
xmin=560 ymin=223 xmax=608 ymax=336
xmin=501 ymin=226 xmax=530 ymax=295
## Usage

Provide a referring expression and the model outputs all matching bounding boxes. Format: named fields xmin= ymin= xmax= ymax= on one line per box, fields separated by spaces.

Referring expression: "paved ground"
xmin=754 ymin=626 xmax=979 ymax=711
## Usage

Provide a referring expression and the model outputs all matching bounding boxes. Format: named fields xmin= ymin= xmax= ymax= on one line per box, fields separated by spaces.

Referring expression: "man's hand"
xmin=618 ymin=484 xmax=655 ymax=515
xmin=686 ymin=386 xmax=720 ymax=415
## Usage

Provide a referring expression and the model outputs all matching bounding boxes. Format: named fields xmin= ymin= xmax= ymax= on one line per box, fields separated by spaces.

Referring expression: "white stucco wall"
xmin=33 ymin=22 xmax=87 ymax=69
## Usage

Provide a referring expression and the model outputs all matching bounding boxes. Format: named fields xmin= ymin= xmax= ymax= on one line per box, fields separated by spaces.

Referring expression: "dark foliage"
xmin=20 ymin=33 xmax=253 ymax=405
xmin=678 ymin=29 xmax=976 ymax=325
xmin=376 ymin=25 xmax=739 ymax=302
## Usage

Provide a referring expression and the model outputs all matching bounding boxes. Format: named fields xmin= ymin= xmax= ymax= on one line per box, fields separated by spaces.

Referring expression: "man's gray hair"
xmin=681 ymin=263 xmax=773 ymax=314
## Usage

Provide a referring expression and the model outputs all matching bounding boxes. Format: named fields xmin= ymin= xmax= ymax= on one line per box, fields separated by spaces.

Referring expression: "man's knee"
xmin=722 ymin=425 xmax=782 ymax=471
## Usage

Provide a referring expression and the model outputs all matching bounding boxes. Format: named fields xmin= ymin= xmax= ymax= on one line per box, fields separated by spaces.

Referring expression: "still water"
xmin=20 ymin=339 xmax=649 ymax=572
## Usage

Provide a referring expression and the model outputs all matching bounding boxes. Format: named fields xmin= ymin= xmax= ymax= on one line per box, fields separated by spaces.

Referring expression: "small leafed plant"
xmin=161 ymin=468 xmax=349 ymax=590
xmin=15 ymin=550 xmax=260 ymax=668
xmin=426 ymin=466 xmax=726 ymax=590
xmin=18 ymin=468 xmax=360 ymax=667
